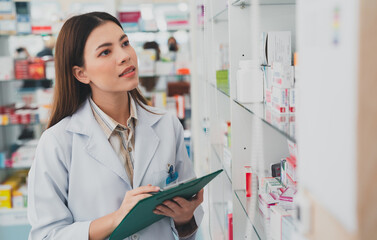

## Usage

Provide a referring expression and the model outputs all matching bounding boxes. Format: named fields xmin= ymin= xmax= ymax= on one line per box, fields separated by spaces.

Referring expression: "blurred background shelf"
xmin=0 ymin=79 xmax=53 ymax=89
xmin=0 ymin=208 xmax=30 ymax=240
xmin=0 ymin=122 xmax=45 ymax=127
xmin=210 ymin=7 xmax=228 ymax=23
xmin=232 ymin=0 xmax=296 ymax=6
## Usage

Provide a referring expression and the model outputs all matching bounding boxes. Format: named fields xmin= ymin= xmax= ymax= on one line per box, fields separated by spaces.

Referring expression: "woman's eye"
xmin=99 ymin=50 xmax=110 ymax=56
xmin=122 ymin=40 xmax=129 ymax=47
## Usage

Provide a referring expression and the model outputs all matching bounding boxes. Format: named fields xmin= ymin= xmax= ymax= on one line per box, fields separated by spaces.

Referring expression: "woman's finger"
xmin=134 ymin=194 xmax=152 ymax=202
xmin=192 ymin=189 xmax=204 ymax=204
xmin=172 ymin=197 xmax=189 ymax=208
xmin=153 ymin=209 xmax=164 ymax=215
xmin=155 ymin=205 xmax=175 ymax=217
xmin=131 ymin=185 xmax=160 ymax=196
xmin=163 ymin=200 xmax=181 ymax=212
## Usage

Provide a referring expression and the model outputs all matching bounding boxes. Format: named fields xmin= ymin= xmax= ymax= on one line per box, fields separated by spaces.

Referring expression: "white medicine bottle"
xmin=236 ymin=59 xmax=263 ymax=103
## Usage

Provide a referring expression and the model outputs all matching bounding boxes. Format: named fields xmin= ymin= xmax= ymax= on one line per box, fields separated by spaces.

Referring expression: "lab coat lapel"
xmin=85 ymin=122 xmax=132 ymax=187
xmin=133 ymin=104 xmax=163 ymax=188
xmin=66 ymin=99 xmax=132 ymax=187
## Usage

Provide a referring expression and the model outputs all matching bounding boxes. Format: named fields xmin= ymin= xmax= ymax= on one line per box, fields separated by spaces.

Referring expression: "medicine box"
xmin=138 ymin=49 xmax=156 ymax=76
xmin=286 ymin=156 xmax=297 ymax=182
xmin=259 ymin=193 xmax=278 ymax=219
xmin=271 ymin=110 xmax=289 ymax=133
xmin=0 ymin=185 xmax=12 ymax=208
xmin=262 ymin=66 xmax=273 ymax=105
xmin=272 ymin=63 xmax=294 ymax=89
xmin=263 ymin=177 xmax=284 ymax=194
xmin=272 ymin=87 xmax=289 ymax=114
xmin=289 ymin=88 xmax=296 ymax=113
xmin=216 ymin=70 xmax=229 ymax=95
xmin=260 ymin=31 xmax=292 ymax=66
xmin=270 ymin=205 xmax=292 ymax=240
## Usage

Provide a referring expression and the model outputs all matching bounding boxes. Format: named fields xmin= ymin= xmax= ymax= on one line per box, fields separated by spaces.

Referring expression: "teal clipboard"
xmin=109 ymin=169 xmax=223 ymax=240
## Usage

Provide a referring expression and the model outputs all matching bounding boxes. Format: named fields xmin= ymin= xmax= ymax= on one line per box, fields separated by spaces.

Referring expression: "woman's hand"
xmin=153 ymin=189 xmax=204 ymax=226
xmin=114 ymin=184 xmax=160 ymax=227
xmin=89 ymin=184 xmax=160 ymax=240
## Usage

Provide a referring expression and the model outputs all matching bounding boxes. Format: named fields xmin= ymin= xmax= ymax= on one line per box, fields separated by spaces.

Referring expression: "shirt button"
xmin=128 ymin=147 xmax=132 ymax=152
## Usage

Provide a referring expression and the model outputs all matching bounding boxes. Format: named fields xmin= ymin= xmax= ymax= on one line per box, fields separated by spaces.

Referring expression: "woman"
xmin=27 ymin=12 xmax=203 ymax=240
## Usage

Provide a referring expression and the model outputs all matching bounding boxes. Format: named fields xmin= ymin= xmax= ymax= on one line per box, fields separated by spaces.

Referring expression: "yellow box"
xmin=0 ymin=185 xmax=12 ymax=208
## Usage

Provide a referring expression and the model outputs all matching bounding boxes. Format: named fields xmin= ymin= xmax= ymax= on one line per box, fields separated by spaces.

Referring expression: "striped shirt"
xmin=89 ymin=94 xmax=137 ymax=187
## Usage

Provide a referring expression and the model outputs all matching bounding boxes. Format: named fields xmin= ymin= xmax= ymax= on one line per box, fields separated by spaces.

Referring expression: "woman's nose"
xmin=119 ymin=52 xmax=131 ymax=65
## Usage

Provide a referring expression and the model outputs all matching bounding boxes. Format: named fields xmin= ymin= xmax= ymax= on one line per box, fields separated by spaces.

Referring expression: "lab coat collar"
xmin=66 ymin=98 xmax=164 ymax=188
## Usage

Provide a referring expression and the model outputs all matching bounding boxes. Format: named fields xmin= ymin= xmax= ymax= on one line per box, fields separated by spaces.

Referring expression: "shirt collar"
xmin=89 ymin=93 xmax=138 ymax=139
xmin=129 ymin=93 xmax=138 ymax=123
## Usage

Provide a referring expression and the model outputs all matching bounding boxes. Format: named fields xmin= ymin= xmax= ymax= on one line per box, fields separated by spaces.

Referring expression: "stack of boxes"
xmin=260 ymin=31 xmax=296 ymax=138
xmin=0 ymin=1 xmax=32 ymax=35
xmin=0 ymin=140 xmax=38 ymax=169
xmin=118 ymin=11 xmax=141 ymax=32
xmin=0 ymin=56 xmax=52 ymax=82
xmin=0 ymin=0 xmax=16 ymax=35
xmin=0 ymin=170 xmax=29 ymax=209
xmin=0 ymin=104 xmax=40 ymax=126
xmin=251 ymin=140 xmax=298 ymax=240
xmin=8 ymin=139 xmax=38 ymax=168
xmin=15 ymin=58 xmax=47 ymax=80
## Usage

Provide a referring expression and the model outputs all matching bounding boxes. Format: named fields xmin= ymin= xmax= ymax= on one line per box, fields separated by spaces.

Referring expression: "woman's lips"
xmin=119 ymin=66 xmax=136 ymax=77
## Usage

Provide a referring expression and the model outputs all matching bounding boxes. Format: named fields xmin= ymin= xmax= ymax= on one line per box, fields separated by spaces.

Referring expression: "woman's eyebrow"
xmin=119 ymin=34 xmax=127 ymax=42
xmin=96 ymin=42 xmax=112 ymax=50
xmin=96 ymin=34 xmax=128 ymax=51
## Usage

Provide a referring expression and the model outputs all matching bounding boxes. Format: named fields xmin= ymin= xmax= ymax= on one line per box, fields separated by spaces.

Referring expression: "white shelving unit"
xmin=191 ymin=0 xmax=297 ymax=239
xmin=191 ymin=0 xmax=377 ymax=239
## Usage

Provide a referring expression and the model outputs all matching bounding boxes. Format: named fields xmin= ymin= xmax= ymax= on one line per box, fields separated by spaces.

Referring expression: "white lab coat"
xmin=27 ymin=98 xmax=204 ymax=240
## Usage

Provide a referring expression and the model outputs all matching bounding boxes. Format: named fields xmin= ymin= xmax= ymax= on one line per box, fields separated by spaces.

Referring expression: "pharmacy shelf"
xmin=1 ymin=166 xmax=32 ymax=170
xmin=234 ymin=189 xmax=267 ymax=240
xmin=139 ymin=74 xmax=190 ymax=78
xmin=210 ymin=7 xmax=228 ymax=23
xmin=0 ymin=208 xmax=29 ymax=226
xmin=0 ymin=208 xmax=30 ymax=240
xmin=209 ymin=83 xmax=296 ymax=143
xmin=0 ymin=122 xmax=44 ymax=127
xmin=2 ymin=158 xmax=34 ymax=169
xmin=232 ymin=0 xmax=296 ymax=6
xmin=0 ymin=32 xmax=55 ymax=37
xmin=212 ymin=201 xmax=228 ymax=236
xmin=211 ymin=144 xmax=232 ymax=183
xmin=233 ymin=100 xmax=296 ymax=143
xmin=127 ymin=29 xmax=190 ymax=34
xmin=209 ymin=82 xmax=230 ymax=98
xmin=0 ymin=79 xmax=53 ymax=89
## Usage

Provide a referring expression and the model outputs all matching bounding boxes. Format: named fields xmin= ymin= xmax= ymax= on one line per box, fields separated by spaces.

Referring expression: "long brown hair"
xmin=48 ymin=12 xmax=151 ymax=128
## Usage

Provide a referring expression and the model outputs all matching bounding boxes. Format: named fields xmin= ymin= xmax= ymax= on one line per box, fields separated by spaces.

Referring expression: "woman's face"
xmin=80 ymin=21 xmax=138 ymax=95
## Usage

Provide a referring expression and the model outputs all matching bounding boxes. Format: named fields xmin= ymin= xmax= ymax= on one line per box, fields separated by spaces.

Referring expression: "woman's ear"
xmin=72 ymin=66 xmax=90 ymax=84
